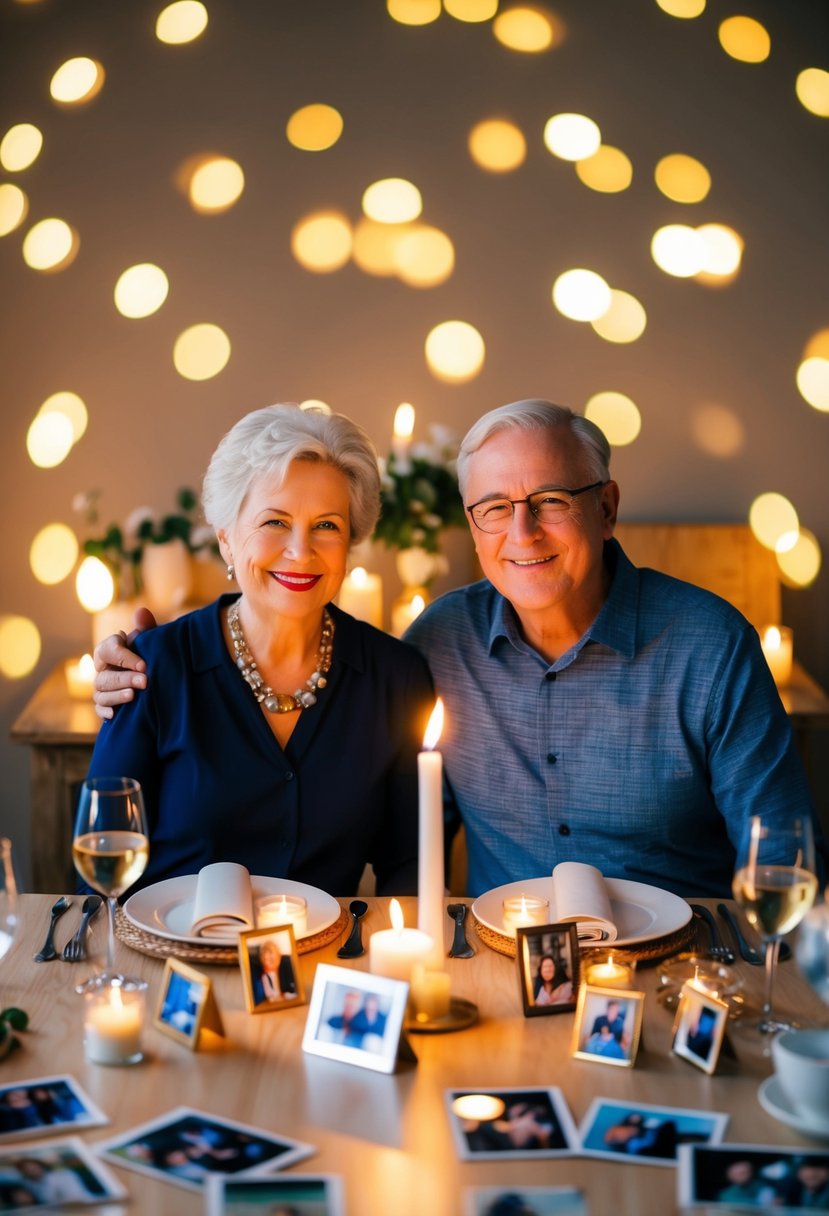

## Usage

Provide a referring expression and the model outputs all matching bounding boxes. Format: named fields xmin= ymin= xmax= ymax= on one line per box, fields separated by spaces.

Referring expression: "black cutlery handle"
xmin=337 ymin=915 xmax=365 ymax=959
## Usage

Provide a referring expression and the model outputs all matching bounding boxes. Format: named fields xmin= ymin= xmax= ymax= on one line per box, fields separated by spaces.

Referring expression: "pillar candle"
xmin=338 ymin=566 xmax=384 ymax=629
xmin=418 ymin=700 xmax=446 ymax=969
xmin=392 ymin=402 xmax=415 ymax=474
xmin=369 ymin=898 xmax=433 ymax=983
xmin=64 ymin=653 xmax=95 ymax=699
xmin=761 ymin=624 xmax=793 ymax=685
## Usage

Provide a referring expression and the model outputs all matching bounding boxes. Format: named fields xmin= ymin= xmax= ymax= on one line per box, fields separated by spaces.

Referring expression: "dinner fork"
xmin=62 ymin=895 xmax=103 ymax=962
xmin=33 ymin=896 xmax=71 ymax=963
xmin=690 ymin=903 xmax=735 ymax=964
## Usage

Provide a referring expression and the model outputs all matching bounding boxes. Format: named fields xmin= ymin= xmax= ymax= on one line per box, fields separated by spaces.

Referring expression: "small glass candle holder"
xmin=81 ymin=975 xmax=147 ymax=1066
xmin=760 ymin=624 xmax=793 ymax=686
xmin=502 ymin=894 xmax=550 ymax=935
xmin=411 ymin=964 xmax=452 ymax=1023
xmin=584 ymin=953 xmax=637 ymax=989
xmin=256 ymin=894 xmax=308 ymax=936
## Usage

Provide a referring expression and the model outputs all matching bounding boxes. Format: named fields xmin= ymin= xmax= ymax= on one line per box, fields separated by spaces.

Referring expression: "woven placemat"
xmin=473 ymin=914 xmax=696 ymax=966
xmin=115 ymin=904 xmax=350 ymax=965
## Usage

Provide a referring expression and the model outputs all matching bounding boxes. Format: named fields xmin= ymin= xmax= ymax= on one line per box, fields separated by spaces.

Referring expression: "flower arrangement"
xmin=374 ymin=424 xmax=466 ymax=556
xmin=74 ymin=486 xmax=218 ymax=596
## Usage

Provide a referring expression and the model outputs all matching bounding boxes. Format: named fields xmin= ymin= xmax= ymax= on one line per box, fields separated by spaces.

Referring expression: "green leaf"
xmin=0 ymin=1007 xmax=28 ymax=1031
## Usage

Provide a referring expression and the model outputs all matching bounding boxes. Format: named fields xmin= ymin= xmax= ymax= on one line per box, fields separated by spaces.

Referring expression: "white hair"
xmin=202 ymin=404 xmax=381 ymax=545
xmin=457 ymin=399 xmax=611 ymax=498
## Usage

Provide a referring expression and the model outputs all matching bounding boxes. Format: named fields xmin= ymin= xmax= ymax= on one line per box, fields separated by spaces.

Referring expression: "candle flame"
xmin=423 ymin=698 xmax=444 ymax=750
xmin=390 ymin=897 xmax=404 ymax=933
xmin=763 ymin=624 xmax=782 ymax=649
xmin=350 ymin=566 xmax=368 ymax=588
xmin=79 ymin=652 xmax=95 ymax=680
xmin=411 ymin=594 xmax=425 ymax=616
xmin=393 ymin=402 xmax=415 ymax=439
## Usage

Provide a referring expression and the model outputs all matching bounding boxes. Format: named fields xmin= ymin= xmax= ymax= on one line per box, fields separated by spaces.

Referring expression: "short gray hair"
xmin=457 ymin=399 xmax=611 ymax=498
xmin=202 ymin=404 xmax=381 ymax=545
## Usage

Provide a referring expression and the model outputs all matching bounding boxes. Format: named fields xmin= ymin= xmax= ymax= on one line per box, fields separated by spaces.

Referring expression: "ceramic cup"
xmin=771 ymin=1028 xmax=829 ymax=1124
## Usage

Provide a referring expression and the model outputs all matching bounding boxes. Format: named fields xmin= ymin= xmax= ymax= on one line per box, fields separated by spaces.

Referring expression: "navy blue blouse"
xmin=86 ymin=596 xmax=435 ymax=896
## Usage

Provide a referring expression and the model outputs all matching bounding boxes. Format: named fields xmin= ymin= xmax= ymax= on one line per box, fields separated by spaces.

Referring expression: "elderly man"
xmin=93 ymin=399 xmax=823 ymax=897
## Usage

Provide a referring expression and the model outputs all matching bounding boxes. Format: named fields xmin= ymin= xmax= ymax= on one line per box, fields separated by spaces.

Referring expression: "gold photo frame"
xmin=238 ymin=924 xmax=305 ymax=1015
xmin=154 ymin=958 xmax=224 ymax=1050
xmin=572 ymin=985 xmax=644 ymax=1068
xmin=671 ymin=981 xmax=730 ymax=1075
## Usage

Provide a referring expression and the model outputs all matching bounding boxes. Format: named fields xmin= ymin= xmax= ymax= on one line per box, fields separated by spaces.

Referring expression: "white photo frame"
xmin=301 ymin=963 xmax=413 ymax=1074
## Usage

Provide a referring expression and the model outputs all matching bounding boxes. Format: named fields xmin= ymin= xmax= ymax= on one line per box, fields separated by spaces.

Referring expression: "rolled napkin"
xmin=551 ymin=861 xmax=617 ymax=943
xmin=190 ymin=862 xmax=255 ymax=939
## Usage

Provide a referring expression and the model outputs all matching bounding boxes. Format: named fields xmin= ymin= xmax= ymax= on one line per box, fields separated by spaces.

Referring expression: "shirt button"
xmin=545 ymin=672 xmax=557 ymax=682
xmin=558 ymin=823 xmax=571 ymax=836
xmin=547 ymin=753 xmax=557 ymax=765
xmin=285 ymin=771 xmax=295 ymax=782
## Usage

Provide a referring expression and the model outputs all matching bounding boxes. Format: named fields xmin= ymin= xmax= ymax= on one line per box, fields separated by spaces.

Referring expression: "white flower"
xmin=190 ymin=524 xmax=216 ymax=551
xmin=411 ymin=441 xmax=440 ymax=464
xmin=428 ymin=423 xmax=457 ymax=453
xmin=72 ymin=490 xmax=96 ymax=515
xmin=123 ymin=506 xmax=156 ymax=540
xmin=411 ymin=527 xmax=426 ymax=544
xmin=422 ymin=513 xmax=443 ymax=530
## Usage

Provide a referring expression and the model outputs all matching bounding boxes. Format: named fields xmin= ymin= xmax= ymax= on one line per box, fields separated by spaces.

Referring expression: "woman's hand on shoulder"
xmin=92 ymin=607 xmax=157 ymax=719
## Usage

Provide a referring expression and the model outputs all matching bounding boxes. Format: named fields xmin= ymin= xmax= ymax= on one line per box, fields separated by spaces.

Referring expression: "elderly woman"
xmin=85 ymin=404 xmax=434 ymax=896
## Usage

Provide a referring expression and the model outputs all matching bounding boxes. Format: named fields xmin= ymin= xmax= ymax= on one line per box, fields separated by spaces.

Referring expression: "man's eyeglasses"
xmin=466 ymin=481 xmax=607 ymax=534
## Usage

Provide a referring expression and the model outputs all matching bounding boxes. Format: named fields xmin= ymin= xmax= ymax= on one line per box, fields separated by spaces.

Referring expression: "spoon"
xmin=447 ymin=903 xmax=475 ymax=959
xmin=33 ymin=896 xmax=72 ymax=963
xmin=337 ymin=899 xmax=369 ymax=959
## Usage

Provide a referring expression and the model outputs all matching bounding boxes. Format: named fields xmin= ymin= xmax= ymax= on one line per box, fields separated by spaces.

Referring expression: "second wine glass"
xmin=72 ymin=777 xmax=149 ymax=983
xmin=732 ymin=813 xmax=817 ymax=1035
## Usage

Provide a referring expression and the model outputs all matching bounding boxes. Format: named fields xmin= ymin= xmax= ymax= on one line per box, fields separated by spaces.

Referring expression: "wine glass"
xmin=72 ymin=777 xmax=149 ymax=982
xmin=0 ymin=837 xmax=20 ymax=964
xmin=796 ymin=899 xmax=829 ymax=1005
xmin=732 ymin=814 xmax=817 ymax=1035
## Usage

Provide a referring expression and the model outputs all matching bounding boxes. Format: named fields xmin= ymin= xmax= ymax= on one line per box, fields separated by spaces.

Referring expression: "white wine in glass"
xmin=72 ymin=777 xmax=149 ymax=982
xmin=732 ymin=814 xmax=817 ymax=1034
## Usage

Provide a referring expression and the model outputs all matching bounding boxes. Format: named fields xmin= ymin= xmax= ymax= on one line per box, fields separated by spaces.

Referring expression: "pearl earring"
xmin=227 ymin=564 xmax=235 ymax=581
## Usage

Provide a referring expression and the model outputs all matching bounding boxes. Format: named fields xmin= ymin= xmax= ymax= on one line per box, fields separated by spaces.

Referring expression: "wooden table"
xmin=1 ymin=895 xmax=827 ymax=1215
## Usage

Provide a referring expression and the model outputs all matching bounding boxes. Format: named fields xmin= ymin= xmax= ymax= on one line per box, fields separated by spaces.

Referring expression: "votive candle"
xmin=83 ymin=979 xmax=146 ymax=1066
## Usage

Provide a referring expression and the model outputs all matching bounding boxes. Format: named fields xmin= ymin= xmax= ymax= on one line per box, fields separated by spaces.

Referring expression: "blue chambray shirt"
xmin=406 ymin=540 xmax=824 ymax=898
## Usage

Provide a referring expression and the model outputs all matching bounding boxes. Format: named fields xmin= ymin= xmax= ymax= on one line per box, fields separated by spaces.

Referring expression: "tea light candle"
xmin=761 ymin=624 xmax=793 ymax=685
xmin=370 ymin=898 xmax=433 ymax=983
xmin=585 ymin=955 xmax=635 ymax=989
xmin=502 ymin=894 xmax=550 ymax=936
xmin=411 ymin=963 xmax=451 ymax=1022
xmin=83 ymin=979 xmax=146 ymax=1066
xmin=338 ymin=566 xmax=383 ymax=629
xmin=64 ymin=653 xmax=95 ymax=699
xmin=257 ymin=894 xmax=308 ymax=936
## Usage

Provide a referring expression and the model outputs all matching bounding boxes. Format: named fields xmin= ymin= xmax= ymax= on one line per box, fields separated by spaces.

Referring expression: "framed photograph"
xmin=678 ymin=1143 xmax=829 ymax=1210
xmin=301 ymin=963 xmax=412 ymax=1075
xmin=96 ymin=1106 xmax=314 ymax=1193
xmin=671 ymin=981 xmax=729 ymax=1074
xmin=0 ymin=1135 xmax=127 ymax=1208
xmin=205 ymin=1173 xmax=345 ymax=1215
xmin=0 ymin=1075 xmax=107 ymax=1143
xmin=238 ymin=924 xmax=305 ymax=1014
xmin=154 ymin=958 xmax=224 ymax=1049
xmin=446 ymin=1087 xmax=578 ymax=1161
xmin=578 ymin=1098 xmax=729 ymax=1166
xmin=516 ymin=922 xmax=579 ymax=1016
xmin=463 ymin=1185 xmax=587 ymax=1216
xmin=572 ymin=986 xmax=644 ymax=1067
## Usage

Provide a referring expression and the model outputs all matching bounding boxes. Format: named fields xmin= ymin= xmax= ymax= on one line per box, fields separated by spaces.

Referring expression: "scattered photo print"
xmin=446 ymin=1088 xmax=578 ymax=1161
xmin=678 ymin=1143 xmax=829 ymax=1210
xmin=0 ymin=1136 xmax=126 ymax=1210
xmin=0 ymin=1076 xmax=107 ymax=1143
xmin=578 ymin=1097 xmax=728 ymax=1166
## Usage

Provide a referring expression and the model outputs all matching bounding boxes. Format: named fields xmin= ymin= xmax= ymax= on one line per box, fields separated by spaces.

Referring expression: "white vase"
xmin=140 ymin=539 xmax=193 ymax=618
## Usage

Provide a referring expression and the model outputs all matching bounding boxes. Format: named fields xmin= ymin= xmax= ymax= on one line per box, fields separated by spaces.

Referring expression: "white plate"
xmin=124 ymin=875 xmax=341 ymax=945
xmin=471 ymin=876 xmax=691 ymax=946
xmin=758 ymin=1075 xmax=829 ymax=1142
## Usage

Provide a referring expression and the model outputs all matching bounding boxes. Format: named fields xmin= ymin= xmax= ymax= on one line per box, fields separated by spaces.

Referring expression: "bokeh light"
xmin=575 ymin=145 xmax=632 ymax=193
xmin=492 ymin=6 xmax=561 ymax=52
xmin=26 ymin=410 xmax=74 ymax=468
xmin=393 ymin=225 xmax=455 ymax=287
xmin=590 ymin=289 xmax=647 ymax=343
xmin=552 ymin=268 xmax=611 ymax=322
xmin=424 ymin=320 xmax=485 ymax=382
xmin=650 ymin=224 xmax=706 ymax=277
xmin=173 ymin=323 xmax=231 ymax=381
xmin=654 ymin=153 xmax=711 ymax=203
xmin=444 ymin=0 xmax=498 ymax=21
xmin=22 ymin=218 xmax=79 ymax=272
xmin=114 ymin=263 xmax=170 ymax=318
xmin=543 ymin=113 xmax=600 ymax=161
xmin=0 ymin=615 xmax=41 ymax=679
xmin=695 ymin=223 xmax=744 ymax=281
xmin=655 ymin=0 xmax=705 ymax=16
xmin=718 ymin=15 xmax=770 ymax=64
xmin=188 ymin=156 xmax=245 ymax=213
xmin=584 ymin=391 xmax=642 ymax=445
xmin=49 ymin=57 xmax=105 ymax=104
xmin=156 ymin=1 xmax=208 ymax=44
xmin=804 ymin=329 xmax=829 ymax=360
xmin=362 ymin=178 xmax=423 ymax=224
xmin=286 ymin=104 xmax=344 ymax=152
xmin=0 ymin=183 xmax=28 ymax=236
xmin=351 ymin=218 xmax=410 ymax=277
xmin=777 ymin=528 xmax=822 ymax=589
xmin=796 ymin=68 xmax=829 ymax=118
xmin=0 ymin=123 xmax=43 ymax=172
xmin=796 ymin=357 xmax=829 ymax=412
xmin=37 ymin=391 xmax=88 ymax=443
xmin=291 ymin=210 xmax=353 ymax=272
xmin=749 ymin=492 xmax=799 ymax=552
xmin=690 ymin=403 xmax=745 ymax=458
xmin=450 ymin=1094 xmax=506 ymax=1120
xmin=75 ymin=555 xmax=115 ymax=612
xmin=468 ymin=119 xmax=527 ymax=172
xmin=387 ymin=0 xmax=441 ymax=23
xmin=30 ymin=523 xmax=79 ymax=585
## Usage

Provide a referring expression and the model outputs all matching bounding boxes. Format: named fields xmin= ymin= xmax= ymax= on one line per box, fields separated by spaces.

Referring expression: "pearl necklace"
xmin=227 ymin=599 xmax=334 ymax=714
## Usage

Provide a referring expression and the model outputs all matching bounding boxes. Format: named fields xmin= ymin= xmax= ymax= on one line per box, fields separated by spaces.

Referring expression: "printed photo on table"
xmin=239 ymin=925 xmax=304 ymax=1015
xmin=0 ymin=1135 xmax=127 ymax=1209
xmin=578 ymin=1098 xmax=729 ymax=1166
xmin=671 ymin=983 xmax=730 ymax=1075
xmin=572 ymin=986 xmax=644 ymax=1068
xmin=678 ymin=1143 xmax=829 ymax=1210
xmin=302 ymin=963 xmax=409 ymax=1075
xmin=0 ymin=1076 xmax=107 ymax=1143
xmin=463 ymin=1184 xmax=588 ymax=1215
xmin=204 ymin=1172 xmax=345 ymax=1215
xmin=516 ymin=923 xmax=579 ymax=1017
xmin=96 ymin=1106 xmax=313 ymax=1193
xmin=446 ymin=1088 xmax=578 ymax=1161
